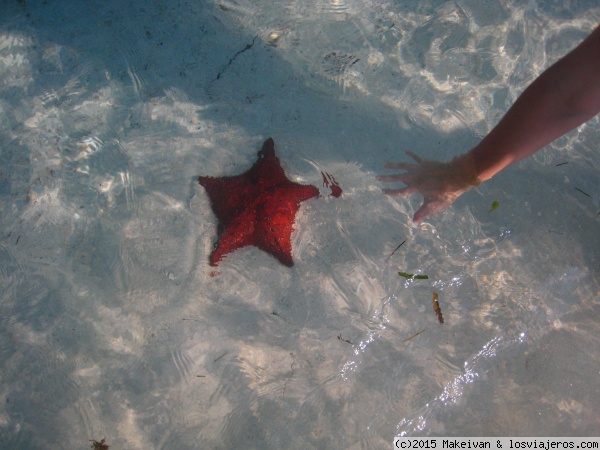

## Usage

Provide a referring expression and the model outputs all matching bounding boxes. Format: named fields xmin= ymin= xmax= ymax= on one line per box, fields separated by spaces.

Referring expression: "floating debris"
xmin=270 ymin=310 xmax=287 ymax=322
xmin=386 ymin=239 xmax=407 ymax=260
xmin=398 ymin=272 xmax=428 ymax=280
xmin=555 ymin=162 xmax=568 ymax=166
xmin=213 ymin=351 xmax=228 ymax=363
xmin=403 ymin=328 xmax=426 ymax=342
xmin=323 ymin=52 xmax=360 ymax=76
xmin=181 ymin=317 xmax=201 ymax=324
xmin=574 ymin=187 xmax=591 ymax=198
xmin=432 ymin=292 xmax=444 ymax=324
xmin=282 ymin=353 xmax=296 ymax=398
xmin=489 ymin=200 xmax=499 ymax=212
xmin=214 ymin=35 xmax=258 ymax=81
xmin=337 ymin=334 xmax=354 ymax=346
xmin=90 ymin=439 xmax=109 ymax=450
xmin=267 ymin=31 xmax=282 ymax=47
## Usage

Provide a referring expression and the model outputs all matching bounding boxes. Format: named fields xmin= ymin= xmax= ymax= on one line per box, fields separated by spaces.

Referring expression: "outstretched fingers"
xmin=376 ymin=172 xmax=414 ymax=183
xmin=383 ymin=161 xmax=417 ymax=171
xmin=405 ymin=150 xmax=425 ymax=164
xmin=379 ymin=150 xmax=475 ymax=222
xmin=412 ymin=204 xmax=430 ymax=223
xmin=382 ymin=186 xmax=418 ymax=196
xmin=412 ymin=195 xmax=456 ymax=222
xmin=413 ymin=199 xmax=440 ymax=223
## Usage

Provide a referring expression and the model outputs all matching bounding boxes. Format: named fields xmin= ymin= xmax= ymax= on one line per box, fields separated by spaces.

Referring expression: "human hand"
xmin=377 ymin=151 xmax=481 ymax=223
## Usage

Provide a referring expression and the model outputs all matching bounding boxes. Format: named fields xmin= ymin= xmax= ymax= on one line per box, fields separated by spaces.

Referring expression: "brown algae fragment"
xmin=432 ymin=291 xmax=444 ymax=324
xmin=403 ymin=328 xmax=426 ymax=342
xmin=90 ymin=439 xmax=110 ymax=450
xmin=386 ymin=239 xmax=407 ymax=259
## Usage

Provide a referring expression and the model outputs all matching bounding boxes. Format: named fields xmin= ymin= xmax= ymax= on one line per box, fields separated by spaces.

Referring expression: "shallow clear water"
xmin=0 ymin=0 xmax=599 ymax=448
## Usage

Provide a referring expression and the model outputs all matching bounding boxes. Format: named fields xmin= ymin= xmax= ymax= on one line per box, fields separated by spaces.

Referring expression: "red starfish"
xmin=198 ymin=138 xmax=341 ymax=267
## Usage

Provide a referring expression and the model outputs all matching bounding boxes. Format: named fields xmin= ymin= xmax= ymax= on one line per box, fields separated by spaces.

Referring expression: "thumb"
xmin=413 ymin=197 xmax=453 ymax=223
xmin=412 ymin=202 xmax=432 ymax=223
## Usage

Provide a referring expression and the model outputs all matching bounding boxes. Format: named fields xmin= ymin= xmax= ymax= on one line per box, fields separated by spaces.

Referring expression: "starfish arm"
xmin=254 ymin=212 xmax=295 ymax=266
xmin=253 ymin=184 xmax=319 ymax=266
xmin=251 ymin=140 xmax=289 ymax=187
xmin=209 ymin=208 xmax=256 ymax=266
xmin=288 ymin=182 xmax=320 ymax=203
xmin=199 ymin=175 xmax=258 ymax=226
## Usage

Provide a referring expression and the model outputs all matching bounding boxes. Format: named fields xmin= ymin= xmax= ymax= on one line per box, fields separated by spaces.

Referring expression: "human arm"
xmin=473 ymin=24 xmax=600 ymax=181
xmin=379 ymin=24 xmax=600 ymax=222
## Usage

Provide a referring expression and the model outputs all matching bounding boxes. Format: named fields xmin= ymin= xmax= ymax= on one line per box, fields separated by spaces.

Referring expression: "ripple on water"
xmin=0 ymin=244 xmax=24 ymax=367
xmin=170 ymin=348 xmax=195 ymax=384
xmin=10 ymin=274 xmax=64 ymax=333
xmin=319 ymin=0 xmax=350 ymax=15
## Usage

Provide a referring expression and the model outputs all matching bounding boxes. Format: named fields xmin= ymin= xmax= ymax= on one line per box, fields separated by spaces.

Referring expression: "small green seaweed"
xmin=398 ymin=272 xmax=428 ymax=280
xmin=489 ymin=200 xmax=499 ymax=213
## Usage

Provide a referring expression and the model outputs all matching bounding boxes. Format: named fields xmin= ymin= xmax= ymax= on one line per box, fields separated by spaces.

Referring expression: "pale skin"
xmin=379 ymin=25 xmax=600 ymax=223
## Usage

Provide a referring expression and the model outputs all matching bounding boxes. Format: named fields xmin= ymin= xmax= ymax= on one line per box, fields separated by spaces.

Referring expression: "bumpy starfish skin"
xmin=199 ymin=138 xmax=340 ymax=267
